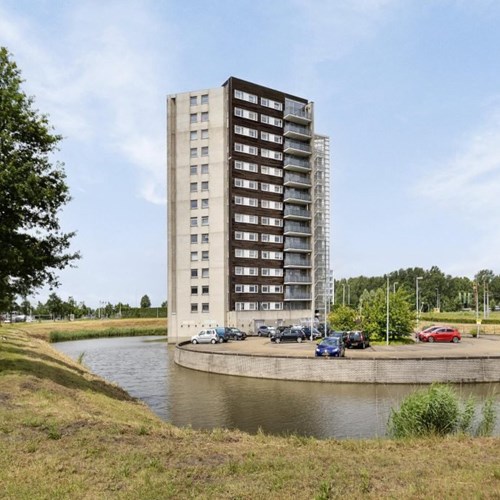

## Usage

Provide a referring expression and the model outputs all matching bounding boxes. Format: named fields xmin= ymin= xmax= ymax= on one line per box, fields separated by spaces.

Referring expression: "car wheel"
xmin=219 ymin=337 xmax=223 ymax=343
xmin=452 ymin=336 xmax=459 ymax=343
xmin=211 ymin=338 xmax=216 ymax=344
xmin=361 ymin=342 xmax=365 ymax=349
xmin=275 ymin=338 xmax=281 ymax=343
xmin=297 ymin=337 xmax=302 ymax=343
xmin=257 ymin=332 xmax=261 ymax=337
xmin=192 ymin=339 xmax=198 ymax=344
xmin=428 ymin=336 xmax=435 ymax=343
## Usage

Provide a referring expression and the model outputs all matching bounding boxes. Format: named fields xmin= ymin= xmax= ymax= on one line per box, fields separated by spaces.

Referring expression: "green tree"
xmin=45 ymin=293 xmax=64 ymax=319
xmin=0 ymin=48 xmax=79 ymax=311
xmin=140 ymin=294 xmax=151 ymax=308
xmin=328 ymin=305 xmax=357 ymax=331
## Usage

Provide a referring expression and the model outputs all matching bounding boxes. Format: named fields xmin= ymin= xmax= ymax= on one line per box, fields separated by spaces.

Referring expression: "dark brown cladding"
xmin=222 ymin=77 xmax=310 ymax=311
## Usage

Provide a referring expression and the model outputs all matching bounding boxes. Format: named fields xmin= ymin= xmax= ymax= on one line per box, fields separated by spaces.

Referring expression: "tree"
xmin=328 ymin=305 xmax=357 ymax=331
xmin=0 ymin=48 xmax=79 ymax=310
xmin=140 ymin=294 xmax=151 ymax=308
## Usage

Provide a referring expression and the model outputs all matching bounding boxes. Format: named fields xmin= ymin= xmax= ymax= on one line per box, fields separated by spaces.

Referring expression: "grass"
xmin=1 ymin=325 xmax=500 ymax=498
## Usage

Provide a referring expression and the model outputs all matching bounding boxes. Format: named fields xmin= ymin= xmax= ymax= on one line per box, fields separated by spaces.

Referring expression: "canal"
xmin=54 ymin=336 xmax=500 ymax=439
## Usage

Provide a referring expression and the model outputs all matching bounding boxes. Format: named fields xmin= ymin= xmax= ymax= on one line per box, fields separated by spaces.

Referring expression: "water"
xmin=54 ymin=336 xmax=500 ymax=439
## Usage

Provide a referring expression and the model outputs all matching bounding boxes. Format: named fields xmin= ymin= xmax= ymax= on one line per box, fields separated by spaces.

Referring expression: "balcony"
xmin=283 ymin=123 xmax=311 ymax=140
xmin=284 ymin=188 xmax=311 ymax=204
xmin=283 ymin=155 xmax=311 ymax=173
xmin=284 ymin=172 xmax=311 ymax=188
xmin=284 ymin=237 xmax=311 ymax=253
xmin=284 ymin=101 xmax=312 ymax=125
xmin=284 ymin=285 xmax=312 ymax=301
xmin=284 ymin=255 xmax=311 ymax=268
xmin=284 ymin=221 xmax=311 ymax=236
xmin=284 ymin=139 xmax=311 ymax=157
xmin=284 ymin=271 xmax=312 ymax=284
xmin=284 ymin=206 xmax=311 ymax=220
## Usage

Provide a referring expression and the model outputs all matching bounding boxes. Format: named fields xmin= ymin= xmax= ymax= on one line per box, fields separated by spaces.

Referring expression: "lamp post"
xmin=393 ymin=282 xmax=398 ymax=293
xmin=416 ymin=277 xmax=423 ymax=339
xmin=386 ymin=276 xmax=390 ymax=346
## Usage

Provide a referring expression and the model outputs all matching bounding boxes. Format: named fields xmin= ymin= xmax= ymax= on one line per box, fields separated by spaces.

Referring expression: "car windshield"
xmin=350 ymin=332 xmax=361 ymax=340
xmin=322 ymin=338 xmax=340 ymax=346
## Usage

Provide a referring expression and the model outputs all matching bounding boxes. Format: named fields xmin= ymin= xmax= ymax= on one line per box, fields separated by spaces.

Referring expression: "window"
xmin=261 ymin=114 xmax=283 ymax=127
xmin=261 ymin=97 xmax=283 ymax=111
xmin=202 ymin=285 xmax=209 ymax=295
xmin=261 ymin=199 xmax=283 ymax=210
xmin=261 ymin=131 xmax=283 ymax=144
xmin=234 ymin=143 xmax=258 ymax=155
xmin=190 ymin=217 xmax=198 ymax=227
xmin=201 ymin=94 xmax=209 ymax=104
xmin=201 ymin=112 xmax=208 ymax=122
xmin=234 ymin=213 xmax=258 ymax=224
xmin=261 ymin=233 xmax=283 ymax=243
xmin=201 ymin=233 xmax=209 ymax=244
xmin=201 ymin=198 xmax=209 ymax=209
xmin=191 ymin=234 xmax=198 ymax=244
xmin=201 ymin=181 xmax=209 ymax=191
xmin=234 ymin=196 xmax=258 ymax=207
xmin=202 ymin=268 xmax=209 ymax=278
xmin=190 ymin=148 xmax=198 ymax=158
xmin=190 ymin=113 xmax=197 ymax=123
xmin=261 ymin=217 xmax=283 ymax=227
xmin=190 ymin=200 xmax=198 ymax=210
xmin=235 ymin=284 xmax=259 ymax=293
xmin=190 ymin=130 xmax=198 ymax=141
xmin=261 ymin=165 xmax=283 ymax=177
xmin=261 ymin=302 xmax=283 ymax=310
xmin=201 ymin=146 xmax=209 ymax=156
xmin=261 ymin=182 xmax=283 ymax=194
xmin=261 ymin=148 xmax=282 ymax=161
xmin=261 ymin=268 xmax=283 ymax=277
xmin=201 ymin=216 xmax=209 ymax=226
xmin=235 ymin=125 xmax=258 ymax=138
xmin=190 ymin=251 xmax=198 ymax=261
xmin=202 ymin=250 xmax=209 ymax=261
xmin=190 ymin=96 xmax=198 ymax=106
xmin=190 ymin=165 xmax=197 ymax=175
xmin=202 ymin=303 xmax=209 ymax=313
xmin=262 ymin=285 xmax=283 ymax=293
xmin=234 ymin=89 xmax=258 ymax=103
xmin=191 ymin=269 xmax=198 ymax=279
xmin=235 ymin=248 xmax=259 ymax=258
xmin=234 ymin=178 xmax=258 ymax=190
xmin=234 ymin=160 xmax=258 ymax=173
xmin=191 ymin=303 xmax=198 ymax=313
xmin=235 ymin=266 xmax=258 ymax=276
xmin=235 ymin=302 xmax=258 ymax=311
xmin=234 ymin=107 xmax=258 ymax=121
xmin=261 ymin=251 xmax=283 ymax=260
xmin=191 ymin=286 xmax=198 ymax=295
xmin=201 ymin=129 xmax=209 ymax=139
xmin=190 ymin=182 xmax=197 ymax=192
xmin=201 ymin=164 xmax=209 ymax=174
xmin=235 ymin=231 xmax=258 ymax=241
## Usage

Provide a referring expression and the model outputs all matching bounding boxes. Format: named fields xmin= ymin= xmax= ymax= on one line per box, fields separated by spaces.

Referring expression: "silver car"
xmin=191 ymin=329 xmax=219 ymax=344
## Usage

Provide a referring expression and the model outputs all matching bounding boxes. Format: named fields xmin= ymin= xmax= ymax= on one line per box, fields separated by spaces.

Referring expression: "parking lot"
xmin=183 ymin=334 xmax=500 ymax=359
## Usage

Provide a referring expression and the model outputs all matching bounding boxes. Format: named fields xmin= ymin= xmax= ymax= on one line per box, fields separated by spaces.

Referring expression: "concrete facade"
xmin=174 ymin=344 xmax=500 ymax=384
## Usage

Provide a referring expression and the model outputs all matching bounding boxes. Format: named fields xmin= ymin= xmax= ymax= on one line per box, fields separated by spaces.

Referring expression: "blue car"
xmin=315 ymin=337 xmax=345 ymax=357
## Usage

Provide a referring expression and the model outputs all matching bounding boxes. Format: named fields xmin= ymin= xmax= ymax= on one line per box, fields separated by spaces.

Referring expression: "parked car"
xmin=191 ymin=330 xmax=219 ymax=344
xmin=419 ymin=327 xmax=461 ymax=343
xmin=329 ymin=331 xmax=348 ymax=344
xmin=302 ymin=327 xmax=321 ymax=340
xmin=214 ymin=326 xmax=230 ymax=342
xmin=416 ymin=325 xmax=441 ymax=339
xmin=317 ymin=323 xmax=332 ymax=336
xmin=315 ymin=337 xmax=345 ymax=357
xmin=345 ymin=331 xmax=370 ymax=349
xmin=271 ymin=327 xmax=307 ymax=343
xmin=225 ymin=327 xmax=247 ymax=341
xmin=256 ymin=325 xmax=275 ymax=337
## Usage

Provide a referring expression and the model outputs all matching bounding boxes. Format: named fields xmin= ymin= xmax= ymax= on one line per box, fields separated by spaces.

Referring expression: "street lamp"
xmin=416 ymin=277 xmax=423 ymax=336
xmin=386 ymin=276 xmax=390 ymax=345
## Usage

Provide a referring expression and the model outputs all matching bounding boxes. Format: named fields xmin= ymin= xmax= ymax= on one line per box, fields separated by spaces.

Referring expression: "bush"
xmin=388 ymin=384 xmax=497 ymax=438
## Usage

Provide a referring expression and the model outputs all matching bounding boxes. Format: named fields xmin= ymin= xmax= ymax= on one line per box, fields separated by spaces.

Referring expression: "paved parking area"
xmin=183 ymin=334 xmax=500 ymax=359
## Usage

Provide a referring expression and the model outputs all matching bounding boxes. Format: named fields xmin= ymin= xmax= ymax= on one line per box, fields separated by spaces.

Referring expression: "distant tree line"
xmin=4 ymin=293 xmax=167 ymax=320
xmin=334 ymin=267 xmax=499 ymax=313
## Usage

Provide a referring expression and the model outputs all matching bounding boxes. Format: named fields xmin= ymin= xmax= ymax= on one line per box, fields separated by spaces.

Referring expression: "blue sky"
xmin=1 ymin=0 xmax=500 ymax=308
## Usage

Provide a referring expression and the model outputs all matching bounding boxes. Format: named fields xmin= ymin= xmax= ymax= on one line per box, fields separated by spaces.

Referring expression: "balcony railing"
xmin=283 ymin=122 xmax=311 ymax=139
xmin=284 ymin=237 xmax=311 ymax=252
xmin=284 ymin=206 xmax=311 ymax=219
xmin=284 ymin=172 xmax=311 ymax=187
xmin=284 ymin=139 xmax=311 ymax=156
xmin=284 ymin=188 xmax=311 ymax=203
xmin=284 ymin=155 xmax=311 ymax=172
xmin=284 ymin=255 xmax=311 ymax=267
xmin=284 ymin=271 xmax=312 ymax=284
xmin=284 ymin=221 xmax=311 ymax=235
xmin=284 ymin=291 xmax=312 ymax=301
xmin=284 ymin=100 xmax=312 ymax=124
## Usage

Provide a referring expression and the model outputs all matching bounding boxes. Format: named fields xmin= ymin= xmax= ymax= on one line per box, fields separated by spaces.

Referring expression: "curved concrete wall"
xmin=175 ymin=343 xmax=500 ymax=384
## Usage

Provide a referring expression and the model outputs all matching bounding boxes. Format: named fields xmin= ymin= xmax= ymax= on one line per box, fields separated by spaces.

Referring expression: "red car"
xmin=419 ymin=327 xmax=461 ymax=343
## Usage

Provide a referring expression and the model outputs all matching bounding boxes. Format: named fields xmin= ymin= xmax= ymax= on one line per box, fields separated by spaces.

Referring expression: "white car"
xmin=191 ymin=330 xmax=219 ymax=344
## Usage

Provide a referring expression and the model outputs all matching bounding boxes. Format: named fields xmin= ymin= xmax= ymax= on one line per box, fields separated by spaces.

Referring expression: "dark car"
xmin=315 ymin=337 xmax=346 ymax=357
xmin=214 ymin=326 xmax=230 ymax=342
xmin=329 ymin=330 xmax=348 ymax=344
xmin=346 ymin=331 xmax=370 ymax=349
xmin=302 ymin=327 xmax=321 ymax=340
xmin=419 ymin=327 xmax=461 ymax=343
xmin=318 ymin=323 xmax=332 ymax=336
xmin=225 ymin=327 xmax=247 ymax=341
xmin=271 ymin=327 xmax=307 ymax=343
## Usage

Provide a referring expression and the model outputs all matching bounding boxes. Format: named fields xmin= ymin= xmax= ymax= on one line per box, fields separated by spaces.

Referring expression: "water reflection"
xmin=54 ymin=336 xmax=500 ymax=439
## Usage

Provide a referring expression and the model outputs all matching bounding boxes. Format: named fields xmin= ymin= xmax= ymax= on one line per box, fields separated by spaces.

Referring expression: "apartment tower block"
xmin=167 ymin=77 xmax=330 ymax=342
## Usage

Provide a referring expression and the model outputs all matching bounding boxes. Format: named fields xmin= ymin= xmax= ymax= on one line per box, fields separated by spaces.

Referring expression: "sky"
xmin=1 ymin=0 xmax=500 ymax=308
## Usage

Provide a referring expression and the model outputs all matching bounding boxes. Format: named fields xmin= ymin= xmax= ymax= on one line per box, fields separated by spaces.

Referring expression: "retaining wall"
xmin=174 ymin=343 xmax=500 ymax=384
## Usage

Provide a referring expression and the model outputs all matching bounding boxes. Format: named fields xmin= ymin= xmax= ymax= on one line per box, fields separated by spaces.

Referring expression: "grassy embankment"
xmin=1 ymin=322 xmax=500 ymax=498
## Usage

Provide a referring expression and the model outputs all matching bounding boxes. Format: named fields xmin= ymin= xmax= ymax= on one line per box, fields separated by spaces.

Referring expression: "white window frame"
xmin=261 ymin=165 xmax=283 ymax=177
xmin=235 ymin=231 xmax=258 ymax=242
xmin=234 ymin=89 xmax=258 ymax=103
xmin=261 ymin=268 xmax=284 ymax=277
xmin=261 ymin=233 xmax=283 ymax=243
xmin=261 ymin=199 xmax=283 ymax=210
xmin=261 ymin=148 xmax=283 ymax=161
xmin=235 ymin=125 xmax=258 ymax=138
xmin=234 ymin=178 xmax=258 ymax=190
xmin=235 ymin=248 xmax=259 ymax=258
xmin=262 ymin=285 xmax=283 ymax=293
xmin=235 ymin=196 xmax=258 ymax=207
xmin=235 ymin=284 xmax=259 ymax=293
xmin=235 ymin=160 xmax=258 ymax=173
xmin=261 ymin=182 xmax=283 ymax=194
xmin=234 ymin=107 xmax=258 ymax=121
xmin=261 ymin=131 xmax=283 ymax=144
xmin=260 ymin=97 xmax=283 ymax=111
xmin=235 ymin=267 xmax=259 ymax=276
xmin=235 ymin=143 xmax=258 ymax=155
xmin=261 ymin=114 xmax=283 ymax=127
xmin=235 ymin=213 xmax=259 ymax=224
xmin=235 ymin=302 xmax=258 ymax=311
